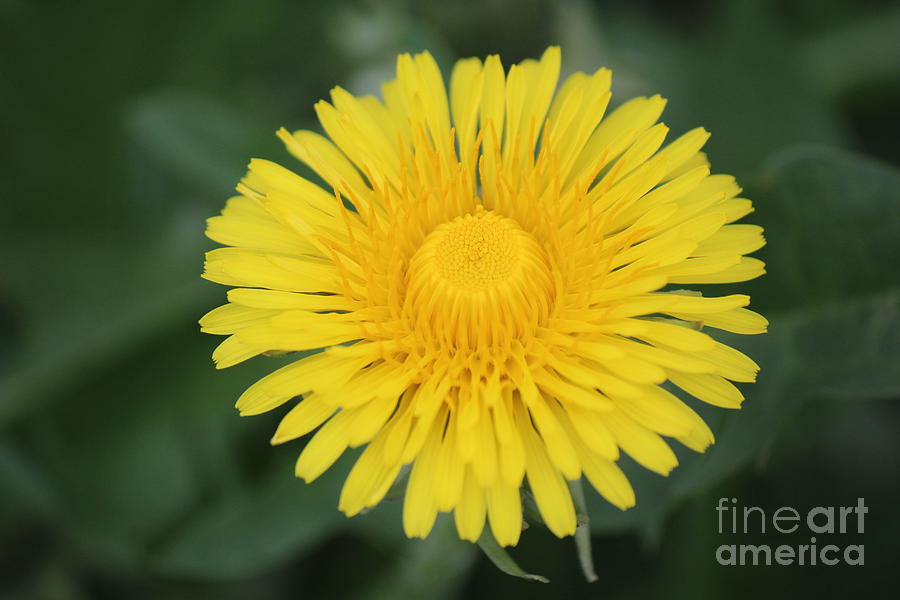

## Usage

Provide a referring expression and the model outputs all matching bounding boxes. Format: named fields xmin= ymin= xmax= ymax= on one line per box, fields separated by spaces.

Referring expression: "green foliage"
xmin=0 ymin=0 xmax=897 ymax=598
xmin=476 ymin=529 xmax=549 ymax=584
xmin=156 ymin=452 xmax=352 ymax=580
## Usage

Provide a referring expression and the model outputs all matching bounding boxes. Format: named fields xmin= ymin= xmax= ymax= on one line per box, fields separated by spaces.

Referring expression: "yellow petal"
xmin=450 ymin=57 xmax=484 ymax=169
xmin=603 ymin=410 xmax=678 ymax=475
xmin=433 ymin=413 xmax=466 ymax=511
xmin=616 ymin=386 xmax=699 ymax=437
xmin=471 ymin=405 xmax=499 ymax=487
xmin=609 ymin=337 xmax=715 ymax=374
xmin=513 ymin=402 xmax=577 ymax=538
xmin=199 ymin=304 xmax=277 ymax=335
xmin=671 ymin=307 xmax=768 ymax=335
xmin=202 ymin=248 xmax=343 ymax=294
xmin=271 ymin=393 xmax=335 ymax=445
xmin=676 ymin=413 xmax=715 ymax=453
xmin=528 ymin=398 xmax=581 ymax=479
xmin=294 ymin=410 xmax=351 ymax=482
xmin=694 ymin=224 xmax=765 ymax=256
xmin=658 ymin=127 xmax=710 ymax=178
xmin=227 ymin=288 xmax=353 ymax=311
xmin=339 ymin=433 xmax=402 ymax=516
xmin=235 ymin=351 xmax=367 ymax=416
xmin=344 ymin=393 xmax=400 ymax=447
xmin=656 ymin=293 xmax=750 ymax=314
xmin=206 ymin=211 xmax=315 ymax=256
xmin=277 ymin=128 xmax=371 ymax=203
xmin=485 ymin=482 xmax=522 ymax=547
xmin=505 ymin=46 xmax=560 ymax=166
xmin=403 ymin=412 xmax=445 ymax=539
xmin=570 ymin=95 xmax=667 ymax=184
xmin=700 ymin=342 xmax=760 ymax=383
xmin=632 ymin=319 xmax=716 ymax=352
xmin=668 ymin=256 xmax=765 ymax=284
xmin=556 ymin=403 xmax=619 ymax=461
xmin=579 ymin=456 xmax=635 ymax=510
xmin=454 ymin=466 xmax=487 ymax=542
xmin=211 ymin=334 xmax=262 ymax=369
xmin=669 ymin=372 xmax=745 ymax=409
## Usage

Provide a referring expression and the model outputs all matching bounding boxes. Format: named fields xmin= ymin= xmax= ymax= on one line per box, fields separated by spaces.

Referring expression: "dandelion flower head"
xmin=200 ymin=47 xmax=767 ymax=546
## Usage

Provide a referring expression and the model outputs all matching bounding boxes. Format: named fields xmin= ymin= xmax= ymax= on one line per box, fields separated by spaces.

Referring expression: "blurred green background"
xmin=1 ymin=0 xmax=899 ymax=598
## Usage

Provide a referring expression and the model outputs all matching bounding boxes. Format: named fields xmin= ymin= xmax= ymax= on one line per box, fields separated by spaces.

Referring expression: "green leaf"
xmin=0 ymin=95 xmax=250 ymax=425
xmin=155 ymin=450 xmax=352 ymax=580
xmin=801 ymin=7 xmax=900 ymax=98
xmin=748 ymin=146 xmax=900 ymax=313
xmin=21 ymin=349 xmax=205 ymax=572
xmin=126 ymin=92 xmax=258 ymax=197
xmin=0 ymin=230 xmax=213 ymax=426
xmin=9 ymin=331 xmax=286 ymax=575
xmin=793 ymin=291 xmax=900 ymax=400
xmin=0 ymin=440 xmax=61 ymax=521
xmin=476 ymin=529 xmax=549 ymax=583
xmin=560 ymin=2 xmax=847 ymax=179
xmin=681 ymin=3 xmax=846 ymax=178
xmin=0 ymin=91 xmax=266 ymax=427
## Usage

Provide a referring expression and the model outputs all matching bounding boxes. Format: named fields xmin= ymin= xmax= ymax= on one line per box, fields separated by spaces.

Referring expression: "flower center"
xmin=404 ymin=207 xmax=553 ymax=350
xmin=435 ymin=209 xmax=519 ymax=289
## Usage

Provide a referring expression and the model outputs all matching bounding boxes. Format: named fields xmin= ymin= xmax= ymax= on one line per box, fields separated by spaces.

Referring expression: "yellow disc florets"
xmin=404 ymin=206 xmax=552 ymax=350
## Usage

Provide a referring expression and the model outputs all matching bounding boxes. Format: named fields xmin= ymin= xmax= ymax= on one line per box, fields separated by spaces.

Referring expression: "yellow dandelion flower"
xmin=200 ymin=47 xmax=766 ymax=547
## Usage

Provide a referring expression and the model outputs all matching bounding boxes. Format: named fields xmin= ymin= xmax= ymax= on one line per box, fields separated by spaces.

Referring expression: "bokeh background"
xmin=2 ymin=0 xmax=899 ymax=598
